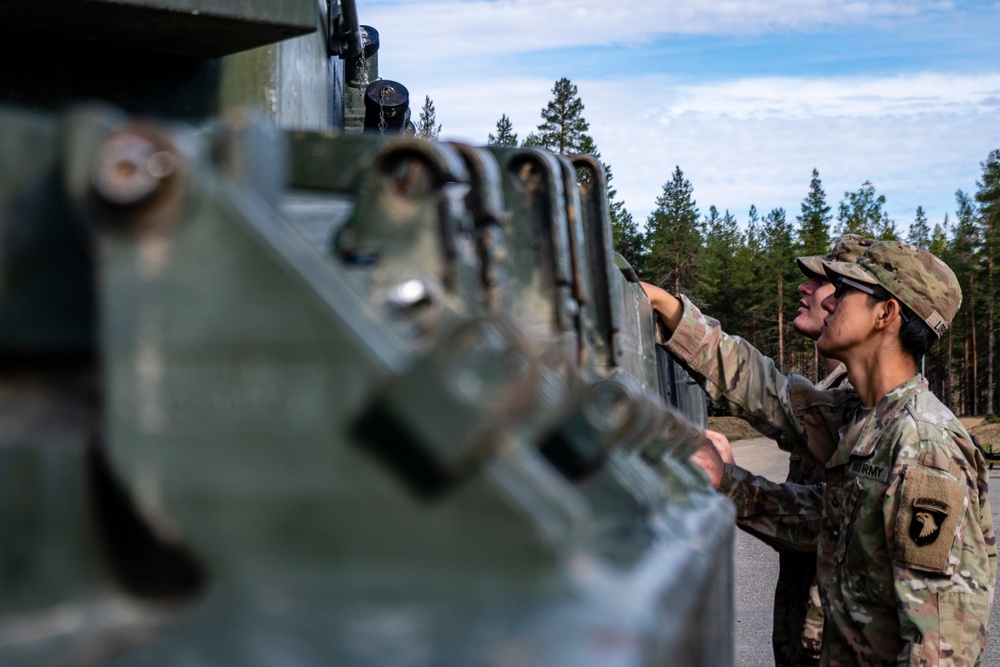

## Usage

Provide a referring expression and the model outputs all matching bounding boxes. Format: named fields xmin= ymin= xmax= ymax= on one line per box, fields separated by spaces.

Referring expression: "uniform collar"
xmin=817 ymin=362 xmax=848 ymax=391
xmin=827 ymin=375 xmax=925 ymax=467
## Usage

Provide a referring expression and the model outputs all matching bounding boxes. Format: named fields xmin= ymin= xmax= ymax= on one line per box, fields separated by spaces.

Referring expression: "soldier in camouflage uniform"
xmin=765 ymin=235 xmax=873 ymax=667
xmin=654 ymin=234 xmax=874 ymax=666
xmin=660 ymin=242 xmax=996 ymax=665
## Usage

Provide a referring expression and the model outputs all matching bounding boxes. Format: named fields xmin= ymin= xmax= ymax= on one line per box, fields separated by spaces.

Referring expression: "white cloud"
xmin=647 ymin=73 xmax=1000 ymax=119
xmin=356 ymin=1 xmax=998 ymax=234
xmin=363 ymin=0 xmax=954 ymax=62
xmin=423 ymin=71 xmax=1000 ymax=230
xmin=601 ymin=110 xmax=993 ymax=230
xmin=578 ymin=73 xmax=1000 ymax=226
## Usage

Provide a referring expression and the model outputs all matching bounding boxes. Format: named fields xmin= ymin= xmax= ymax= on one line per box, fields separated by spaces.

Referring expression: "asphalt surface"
xmin=731 ymin=437 xmax=1000 ymax=666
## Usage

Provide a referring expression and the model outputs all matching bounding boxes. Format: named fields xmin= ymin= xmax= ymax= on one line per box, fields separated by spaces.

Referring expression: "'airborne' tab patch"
xmin=848 ymin=459 xmax=890 ymax=483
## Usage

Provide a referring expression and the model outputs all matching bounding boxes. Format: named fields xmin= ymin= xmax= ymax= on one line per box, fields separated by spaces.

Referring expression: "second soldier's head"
xmin=792 ymin=234 xmax=876 ymax=341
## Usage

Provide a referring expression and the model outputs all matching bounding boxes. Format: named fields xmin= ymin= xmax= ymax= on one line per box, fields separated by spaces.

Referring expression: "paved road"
xmin=731 ymin=436 xmax=1000 ymax=666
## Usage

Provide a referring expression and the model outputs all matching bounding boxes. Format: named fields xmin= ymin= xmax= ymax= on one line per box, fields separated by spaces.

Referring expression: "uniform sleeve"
xmin=888 ymin=442 xmax=995 ymax=665
xmin=660 ymin=296 xmax=849 ymax=464
xmin=719 ymin=464 xmax=823 ymax=553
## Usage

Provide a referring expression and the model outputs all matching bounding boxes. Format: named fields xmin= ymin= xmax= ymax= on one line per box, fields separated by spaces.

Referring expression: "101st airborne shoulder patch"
xmin=895 ymin=467 xmax=966 ymax=573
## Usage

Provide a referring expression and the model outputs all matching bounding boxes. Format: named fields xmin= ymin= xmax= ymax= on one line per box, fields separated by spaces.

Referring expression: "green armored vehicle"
xmin=0 ymin=1 xmax=734 ymax=665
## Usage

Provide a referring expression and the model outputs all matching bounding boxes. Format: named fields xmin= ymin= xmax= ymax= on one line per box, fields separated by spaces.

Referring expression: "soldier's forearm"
xmin=639 ymin=281 xmax=683 ymax=332
xmin=722 ymin=464 xmax=824 ymax=552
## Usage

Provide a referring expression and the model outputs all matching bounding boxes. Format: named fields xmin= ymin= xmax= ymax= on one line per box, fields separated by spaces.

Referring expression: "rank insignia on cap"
xmin=909 ymin=498 xmax=948 ymax=546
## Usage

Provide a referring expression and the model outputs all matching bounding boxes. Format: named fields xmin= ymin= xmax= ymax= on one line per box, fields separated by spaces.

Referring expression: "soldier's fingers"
xmin=690 ymin=441 xmax=724 ymax=489
xmin=704 ymin=429 xmax=735 ymax=464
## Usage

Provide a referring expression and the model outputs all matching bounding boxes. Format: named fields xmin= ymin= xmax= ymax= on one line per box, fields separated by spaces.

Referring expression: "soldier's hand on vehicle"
xmin=690 ymin=438 xmax=725 ymax=489
xmin=704 ymin=429 xmax=734 ymax=465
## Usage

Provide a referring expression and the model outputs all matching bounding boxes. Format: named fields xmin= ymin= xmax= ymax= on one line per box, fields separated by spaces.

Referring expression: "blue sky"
xmin=362 ymin=0 xmax=1000 ymax=234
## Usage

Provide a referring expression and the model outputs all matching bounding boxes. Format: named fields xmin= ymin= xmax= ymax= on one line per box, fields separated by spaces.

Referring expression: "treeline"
xmin=486 ymin=78 xmax=1000 ymax=416
xmin=625 ymin=161 xmax=1000 ymax=419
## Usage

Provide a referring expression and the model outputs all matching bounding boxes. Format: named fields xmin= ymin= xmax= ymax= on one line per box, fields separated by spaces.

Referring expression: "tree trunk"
xmin=936 ymin=335 xmax=943 ymax=400
xmin=946 ymin=328 xmax=954 ymax=410
xmin=777 ymin=276 xmax=784 ymax=372
xmin=970 ymin=274 xmax=978 ymax=415
xmin=673 ymin=248 xmax=681 ymax=295
xmin=987 ymin=260 xmax=995 ymax=415
xmin=988 ymin=291 xmax=995 ymax=416
xmin=723 ymin=264 xmax=732 ymax=331
xmin=964 ymin=336 xmax=970 ymax=416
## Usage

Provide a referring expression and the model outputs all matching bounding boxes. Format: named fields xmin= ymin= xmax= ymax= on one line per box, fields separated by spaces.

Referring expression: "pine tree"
xmin=606 ymin=164 xmax=644 ymax=271
xmin=521 ymin=80 xmax=637 ymax=274
xmin=877 ymin=217 xmax=900 ymax=241
xmin=698 ymin=204 xmax=721 ymax=308
xmin=952 ymin=190 xmax=981 ymax=415
xmin=487 ymin=114 xmax=518 ymax=147
xmin=521 ymin=132 xmax=541 ymax=148
xmin=908 ymin=206 xmax=931 ymax=249
xmin=761 ymin=208 xmax=797 ymax=372
xmin=415 ymin=95 xmax=442 ymax=140
xmin=792 ymin=169 xmax=834 ymax=380
xmin=836 ymin=181 xmax=896 ymax=239
xmin=523 ymin=78 xmax=594 ymax=155
xmin=645 ymin=166 xmax=702 ymax=296
xmin=929 ymin=215 xmax=950 ymax=257
xmin=702 ymin=207 xmax=744 ymax=332
xmin=974 ymin=149 xmax=1000 ymax=415
xmin=577 ymin=134 xmax=601 ymax=160
xmin=929 ymin=215 xmax=953 ymax=405
xmin=743 ymin=205 xmax=765 ymax=347
xmin=797 ymin=168 xmax=832 ymax=256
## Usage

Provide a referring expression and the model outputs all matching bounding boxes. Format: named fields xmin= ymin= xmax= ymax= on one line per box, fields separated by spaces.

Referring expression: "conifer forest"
xmin=479 ymin=78 xmax=1000 ymax=417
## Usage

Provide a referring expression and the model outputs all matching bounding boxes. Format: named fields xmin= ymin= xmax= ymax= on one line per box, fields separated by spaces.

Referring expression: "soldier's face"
xmin=815 ymin=285 xmax=880 ymax=360
xmin=792 ymin=277 xmax=834 ymax=341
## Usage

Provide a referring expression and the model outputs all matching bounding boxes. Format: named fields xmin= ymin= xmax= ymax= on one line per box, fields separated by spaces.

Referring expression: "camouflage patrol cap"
xmin=796 ymin=234 xmax=876 ymax=279
xmin=822 ymin=241 xmax=962 ymax=337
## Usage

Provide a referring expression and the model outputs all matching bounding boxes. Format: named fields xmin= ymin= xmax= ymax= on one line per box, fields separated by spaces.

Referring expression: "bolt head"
xmin=91 ymin=133 xmax=175 ymax=206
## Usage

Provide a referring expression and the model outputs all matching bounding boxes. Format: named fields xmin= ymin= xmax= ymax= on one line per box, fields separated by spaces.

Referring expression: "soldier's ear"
xmin=874 ymin=299 xmax=903 ymax=331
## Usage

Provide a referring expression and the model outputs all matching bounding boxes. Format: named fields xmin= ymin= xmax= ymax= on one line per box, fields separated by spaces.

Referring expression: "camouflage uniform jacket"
xmin=748 ymin=364 xmax=849 ymax=667
xmin=662 ymin=296 xmax=997 ymax=666
xmin=660 ymin=298 xmax=846 ymax=665
xmin=659 ymin=297 xmax=857 ymax=478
